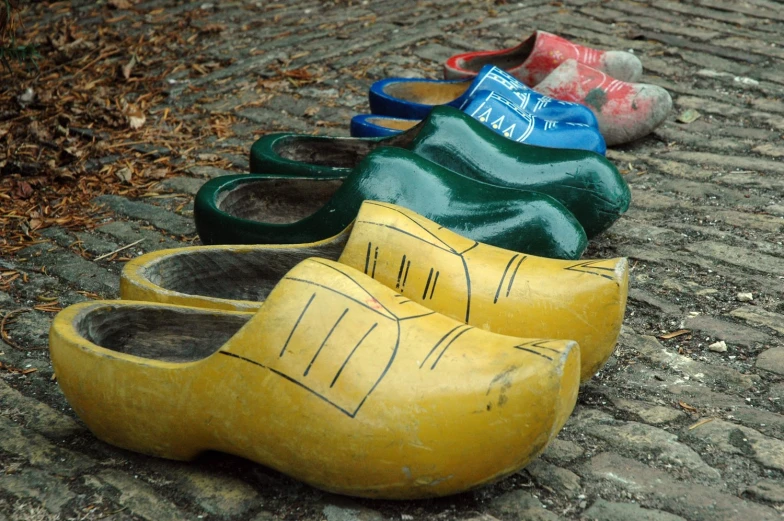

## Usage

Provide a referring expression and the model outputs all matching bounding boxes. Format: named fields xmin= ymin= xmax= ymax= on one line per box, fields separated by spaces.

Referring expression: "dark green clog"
xmin=250 ymin=106 xmax=630 ymax=238
xmin=196 ymin=147 xmax=588 ymax=260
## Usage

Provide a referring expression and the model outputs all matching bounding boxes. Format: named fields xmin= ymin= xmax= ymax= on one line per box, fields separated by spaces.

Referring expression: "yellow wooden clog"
xmin=122 ymin=201 xmax=628 ymax=381
xmin=51 ymin=258 xmax=579 ymax=499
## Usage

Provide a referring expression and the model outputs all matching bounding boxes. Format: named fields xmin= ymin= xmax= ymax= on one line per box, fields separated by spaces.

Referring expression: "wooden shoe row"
xmin=48 ymin=30 xmax=639 ymax=500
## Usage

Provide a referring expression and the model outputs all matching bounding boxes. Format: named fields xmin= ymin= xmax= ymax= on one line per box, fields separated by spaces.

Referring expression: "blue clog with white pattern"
xmin=368 ymin=64 xmax=598 ymax=128
xmin=352 ymin=90 xmax=606 ymax=155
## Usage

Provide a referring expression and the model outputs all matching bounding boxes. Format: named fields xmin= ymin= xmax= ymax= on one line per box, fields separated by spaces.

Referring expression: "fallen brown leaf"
xmin=200 ymin=24 xmax=226 ymax=33
xmin=121 ymin=54 xmax=137 ymax=80
xmin=115 ymin=167 xmax=133 ymax=183
xmin=679 ymin=401 xmax=698 ymax=413
xmin=144 ymin=168 xmax=168 ymax=179
xmin=108 ymin=0 xmax=133 ymax=9
xmin=688 ymin=418 xmax=715 ymax=430
xmin=659 ymin=329 xmax=691 ymax=340
xmin=127 ymin=106 xmax=146 ymax=129
xmin=13 ymin=181 xmax=33 ymax=199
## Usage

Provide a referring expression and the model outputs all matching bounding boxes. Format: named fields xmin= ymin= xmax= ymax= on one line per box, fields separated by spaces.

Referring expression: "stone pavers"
xmin=1 ymin=1 xmax=783 ymax=519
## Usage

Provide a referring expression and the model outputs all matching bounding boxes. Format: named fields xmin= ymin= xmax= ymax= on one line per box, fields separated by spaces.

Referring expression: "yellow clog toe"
xmin=122 ymin=201 xmax=627 ymax=380
xmin=52 ymin=258 xmax=579 ymax=499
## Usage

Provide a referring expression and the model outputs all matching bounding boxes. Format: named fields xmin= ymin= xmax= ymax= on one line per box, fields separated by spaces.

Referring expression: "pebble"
xmin=736 ymin=292 xmax=753 ymax=302
xmin=708 ymin=340 xmax=728 ymax=353
xmin=18 ymin=87 xmax=35 ymax=105
xmin=734 ymin=76 xmax=760 ymax=86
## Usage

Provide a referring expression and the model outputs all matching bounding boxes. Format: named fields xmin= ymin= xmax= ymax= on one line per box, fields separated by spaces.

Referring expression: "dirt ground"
xmin=1 ymin=1 xmax=783 ymax=520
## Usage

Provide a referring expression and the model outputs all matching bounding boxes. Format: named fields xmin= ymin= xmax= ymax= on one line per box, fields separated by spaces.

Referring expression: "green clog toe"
xmin=250 ymin=106 xmax=629 ymax=238
xmin=196 ymin=147 xmax=588 ymax=260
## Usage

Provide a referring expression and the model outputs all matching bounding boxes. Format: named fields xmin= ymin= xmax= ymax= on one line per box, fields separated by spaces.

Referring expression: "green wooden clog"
xmin=250 ymin=106 xmax=629 ymax=238
xmin=196 ymin=147 xmax=588 ymax=260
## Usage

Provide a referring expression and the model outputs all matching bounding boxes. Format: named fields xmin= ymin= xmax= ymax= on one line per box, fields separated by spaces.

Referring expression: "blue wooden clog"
xmin=369 ymin=64 xmax=598 ymax=127
xmin=352 ymin=90 xmax=607 ymax=155
xmin=350 ymin=114 xmax=413 ymax=138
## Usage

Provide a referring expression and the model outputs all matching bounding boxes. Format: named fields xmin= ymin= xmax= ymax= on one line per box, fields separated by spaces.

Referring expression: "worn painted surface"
xmin=196 ymin=148 xmax=588 ymax=259
xmin=122 ymin=201 xmax=628 ymax=380
xmin=368 ymin=65 xmax=599 ymax=126
xmin=251 ymin=106 xmax=629 ymax=238
xmin=51 ymin=259 xmax=580 ymax=499
xmin=3 ymin=1 xmax=783 ymax=519
xmin=444 ymin=30 xmax=643 ymax=86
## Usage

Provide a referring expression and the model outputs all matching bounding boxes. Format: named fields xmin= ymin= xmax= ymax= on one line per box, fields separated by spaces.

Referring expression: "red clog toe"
xmin=445 ymin=30 xmax=642 ymax=86
xmin=533 ymin=59 xmax=671 ymax=146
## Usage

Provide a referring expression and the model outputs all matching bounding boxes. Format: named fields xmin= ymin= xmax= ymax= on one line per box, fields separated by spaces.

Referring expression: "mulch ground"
xmin=0 ymin=0 xmax=247 ymax=257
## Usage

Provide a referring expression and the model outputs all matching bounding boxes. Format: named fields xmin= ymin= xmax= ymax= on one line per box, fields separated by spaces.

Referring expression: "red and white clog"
xmin=444 ymin=30 xmax=643 ymax=87
xmin=534 ymin=59 xmax=671 ymax=146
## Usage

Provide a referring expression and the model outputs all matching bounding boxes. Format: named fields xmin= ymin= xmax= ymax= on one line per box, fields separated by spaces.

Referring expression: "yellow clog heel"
xmin=51 ymin=258 xmax=580 ymax=499
xmin=121 ymin=201 xmax=627 ymax=381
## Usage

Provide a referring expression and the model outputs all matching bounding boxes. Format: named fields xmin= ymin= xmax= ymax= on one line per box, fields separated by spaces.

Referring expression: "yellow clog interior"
xmin=143 ymin=242 xmax=345 ymax=302
xmin=366 ymin=117 xmax=419 ymax=131
xmin=77 ymin=305 xmax=249 ymax=362
xmin=383 ymin=81 xmax=468 ymax=105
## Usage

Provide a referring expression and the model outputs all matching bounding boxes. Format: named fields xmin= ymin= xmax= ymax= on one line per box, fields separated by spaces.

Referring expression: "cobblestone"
xmin=729 ymin=306 xmax=784 ymax=335
xmin=542 ymin=439 xmax=585 ymax=466
xmin=158 ymin=176 xmax=211 ymax=196
xmin=94 ymin=195 xmax=195 ymax=237
xmin=688 ymin=419 xmax=784 ymax=472
xmin=321 ymin=499 xmax=384 ymax=521
xmin=97 ymin=470 xmax=187 ymax=521
xmin=756 ymin=347 xmax=784 ymax=376
xmin=0 ymin=379 xmax=84 ymax=439
xmin=16 ymin=243 xmax=119 ymax=296
xmin=684 ymin=315 xmax=773 ymax=347
xmin=745 ymin=479 xmax=784 ymax=503
xmin=2 ymin=0 xmax=784 ymax=519
xmin=0 ymin=468 xmax=76 ymax=514
xmin=610 ymin=399 xmax=686 ymax=425
xmin=574 ymin=409 xmax=721 ymax=481
xmin=155 ymin=462 xmax=262 ymax=517
xmin=488 ymin=490 xmax=563 ymax=521
xmin=94 ymin=220 xmax=183 ymax=251
xmin=526 ymin=460 xmax=582 ymax=496
xmin=583 ymin=499 xmax=687 ymax=521
xmin=0 ymin=416 xmax=95 ymax=474
xmin=619 ymin=329 xmax=760 ymax=391
xmin=583 ymin=453 xmax=780 ymax=521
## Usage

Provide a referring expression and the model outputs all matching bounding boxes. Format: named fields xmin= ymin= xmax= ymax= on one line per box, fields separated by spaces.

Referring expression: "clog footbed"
xmin=51 ymin=257 xmax=580 ymax=499
xmin=196 ymin=147 xmax=588 ymax=260
xmin=350 ymin=114 xmax=418 ymax=138
xmin=123 ymin=200 xmax=628 ymax=381
xmin=444 ymin=30 xmax=642 ymax=86
xmin=252 ymin=105 xmax=628 ymax=239
xmin=369 ymin=64 xmax=598 ymax=127
xmin=354 ymin=89 xmax=607 ymax=155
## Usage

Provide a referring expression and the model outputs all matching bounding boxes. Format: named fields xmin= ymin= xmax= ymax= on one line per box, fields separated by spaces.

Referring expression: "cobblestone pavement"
xmin=2 ymin=1 xmax=784 ymax=520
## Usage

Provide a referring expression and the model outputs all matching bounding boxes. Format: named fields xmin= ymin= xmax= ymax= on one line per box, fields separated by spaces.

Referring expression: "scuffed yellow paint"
xmin=121 ymin=201 xmax=627 ymax=380
xmin=50 ymin=259 xmax=579 ymax=499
